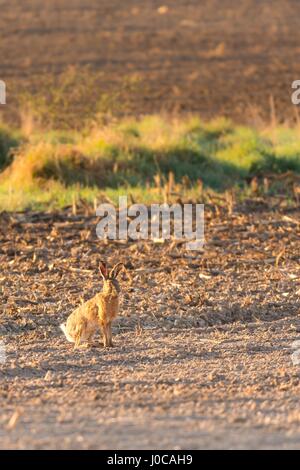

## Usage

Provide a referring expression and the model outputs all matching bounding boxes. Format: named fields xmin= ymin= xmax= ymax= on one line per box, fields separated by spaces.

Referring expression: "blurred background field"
xmin=1 ymin=0 xmax=300 ymax=124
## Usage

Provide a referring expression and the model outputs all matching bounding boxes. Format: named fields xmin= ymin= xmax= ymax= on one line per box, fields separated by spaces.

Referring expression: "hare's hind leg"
xmin=74 ymin=331 xmax=81 ymax=349
xmin=86 ymin=327 xmax=98 ymax=348
xmin=74 ymin=322 xmax=85 ymax=349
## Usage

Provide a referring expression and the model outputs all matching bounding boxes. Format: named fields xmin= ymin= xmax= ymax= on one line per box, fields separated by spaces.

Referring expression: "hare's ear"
xmin=99 ymin=261 xmax=108 ymax=279
xmin=109 ymin=262 xmax=124 ymax=279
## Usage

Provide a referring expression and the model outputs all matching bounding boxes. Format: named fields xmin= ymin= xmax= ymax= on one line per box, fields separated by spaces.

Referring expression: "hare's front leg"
xmin=101 ymin=322 xmax=113 ymax=348
xmin=106 ymin=322 xmax=113 ymax=347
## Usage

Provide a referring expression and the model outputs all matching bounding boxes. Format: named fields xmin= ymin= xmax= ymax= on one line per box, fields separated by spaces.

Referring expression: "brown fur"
xmin=61 ymin=262 xmax=124 ymax=348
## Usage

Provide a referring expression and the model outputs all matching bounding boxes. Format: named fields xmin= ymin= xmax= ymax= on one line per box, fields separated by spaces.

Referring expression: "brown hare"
xmin=60 ymin=261 xmax=124 ymax=348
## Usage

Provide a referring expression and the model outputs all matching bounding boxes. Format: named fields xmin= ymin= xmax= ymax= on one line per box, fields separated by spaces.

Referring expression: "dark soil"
xmin=1 ymin=0 xmax=300 ymax=123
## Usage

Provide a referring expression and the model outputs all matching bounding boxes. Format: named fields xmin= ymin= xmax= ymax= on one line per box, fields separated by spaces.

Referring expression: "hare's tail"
xmin=60 ymin=323 xmax=75 ymax=343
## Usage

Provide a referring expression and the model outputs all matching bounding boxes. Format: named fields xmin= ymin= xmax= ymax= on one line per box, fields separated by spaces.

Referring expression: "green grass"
xmin=1 ymin=115 xmax=300 ymax=211
xmin=0 ymin=125 xmax=22 ymax=171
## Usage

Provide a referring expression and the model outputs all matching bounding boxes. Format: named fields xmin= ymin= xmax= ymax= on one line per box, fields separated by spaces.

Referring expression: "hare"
xmin=60 ymin=261 xmax=124 ymax=349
